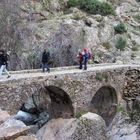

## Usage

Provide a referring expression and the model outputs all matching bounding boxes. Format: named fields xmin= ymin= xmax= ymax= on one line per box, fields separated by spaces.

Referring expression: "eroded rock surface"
xmin=37 ymin=112 xmax=107 ymax=140
xmin=0 ymin=119 xmax=30 ymax=140
xmin=107 ymin=113 xmax=140 ymax=140
xmin=15 ymin=135 xmax=38 ymax=140
xmin=0 ymin=109 xmax=10 ymax=125
xmin=0 ymin=0 xmax=140 ymax=70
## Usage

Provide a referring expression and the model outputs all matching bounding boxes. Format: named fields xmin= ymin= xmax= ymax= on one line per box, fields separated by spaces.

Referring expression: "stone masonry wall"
xmin=0 ymin=65 xmax=140 ymax=116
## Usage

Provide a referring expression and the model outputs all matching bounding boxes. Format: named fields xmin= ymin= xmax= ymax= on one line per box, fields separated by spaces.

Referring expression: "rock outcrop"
xmin=0 ymin=0 xmax=140 ymax=70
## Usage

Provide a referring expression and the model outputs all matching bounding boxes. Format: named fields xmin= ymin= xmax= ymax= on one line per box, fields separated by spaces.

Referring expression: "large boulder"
xmin=15 ymin=135 xmax=38 ymax=140
xmin=14 ymin=110 xmax=37 ymax=125
xmin=98 ymin=17 xmax=115 ymax=43
xmin=23 ymin=97 xmax=37 ymax=113
xmin=107 ymin=113 xmax=140 ymax=140
xmin=0 ymin=119 xmax=30 ymax=140
xmin=0 ymin=109 xmax=10 ymax=124
xmin=37 ymin=112 xmax=107 ymax=140
xmin=84 ymin=26 xmax=100 ymax=48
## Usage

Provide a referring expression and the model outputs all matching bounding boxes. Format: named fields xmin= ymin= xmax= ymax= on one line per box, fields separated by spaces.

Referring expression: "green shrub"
xmin=95 ymin=73 xmax=103 ymax=81
xmin=133 ymin=15 xmax=140 ymax=22
xmin=117 ymin=105 xmax=125 ymax=113
xmin=75 ymin=111 xmax=86 ymax=118
xmin=27 ymin=53 xmax=37 ymax=69
xmin=114 ymin=23 xmax=127 ymax=34
xmin=95 ymin=72 xmax=109 ymax=82
xmin=68 ymin=0 xmax=115 ymax=16
xmin=67 ymin=0 xmax=79 ymax=7
xmin=72 ymin=12 xmax=86 ymax=20
xmin=102 ymin=42 xmax=112 ymax=49
xmin=99 ymin=2 xmax=116 ymax=16
xmin=115 ymin=36 xmax=127 ymax=51
xmin=80 ymin=0 xmax=115 ymax=16
xmin=79 ymin=0 xmax=101 ymax=14
xmin=129 ymin=110 xmax=140 ymax=122
xmin=131 ymin=46 xmax=139 ymax=51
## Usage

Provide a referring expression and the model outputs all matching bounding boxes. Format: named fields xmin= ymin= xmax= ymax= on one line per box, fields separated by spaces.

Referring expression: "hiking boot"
xmin=47 ymin=69 xmax=50 ymax=73
xmin=7 ymin=75 xmax=11 ymax=78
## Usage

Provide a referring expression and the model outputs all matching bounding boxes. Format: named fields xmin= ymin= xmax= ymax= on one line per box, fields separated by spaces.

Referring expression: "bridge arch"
xmin=45 ymin=86 xmax=74 ymax=118
xmin=18 ymin=85 xmax=74 ymax=126
xmin=90 ymin=86 xmax=118 ymax=125
xmin=20 ymin=85 xmax=74 ymax=118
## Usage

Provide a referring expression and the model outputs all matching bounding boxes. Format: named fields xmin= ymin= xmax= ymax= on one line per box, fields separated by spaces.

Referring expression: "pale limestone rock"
xmin=37 ymin=113 xmax=107 ymax=140
xmin=129 ymin=33 xmax=140 ymax=46
xmin=42 ymin=0 xmax=68 ymax=12
xmin=116 ymin=2 xmax=138 ymax=15
xmin=0 ymin=119 xmax=30 ymax=140
xmin=0 ymin=109 xmax=10 ymax=124
xmin=15 ymin=135 xmax=38 ymax=140
xmin=20 ymin=1 xmax=43 ymax=13
xmin=107 ymin=113 xmax=140 ymax=140
xmin=99 ymin=24 xmax=114 ymax=43
xmin=24 ymin=97 xmax=36 ymax=113
xmin=84 ymin=27 xmax=100 ymax=48
xmin=109 ymin=0 xmax=138 ymax=6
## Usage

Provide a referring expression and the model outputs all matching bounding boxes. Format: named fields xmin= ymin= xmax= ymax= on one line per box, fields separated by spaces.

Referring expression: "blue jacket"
xmin=83 ymin=52 xmax=89 ymax=62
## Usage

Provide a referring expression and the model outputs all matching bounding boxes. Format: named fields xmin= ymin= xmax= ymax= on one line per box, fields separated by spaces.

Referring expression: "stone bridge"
xmin=0 ymin=64 xmax=140 ymax=125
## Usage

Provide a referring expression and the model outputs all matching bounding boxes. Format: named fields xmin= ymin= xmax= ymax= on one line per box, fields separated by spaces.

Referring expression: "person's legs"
xmin=79 ymin=61 xmax=82 ymax=69
xmin=0 ymin=65 xmax=5 ymax=76
xmin=42 ymin=63 xmax=45 ymax=72
xmin=2 ymin=65 xmax=10 ymax=78
xmin=45 ymin=63 xmax=50 ymax=72
xmin=84 ymin=60 xmax=87 ymax=70
xmin=4 ymin=67 xmax=10 ymax=77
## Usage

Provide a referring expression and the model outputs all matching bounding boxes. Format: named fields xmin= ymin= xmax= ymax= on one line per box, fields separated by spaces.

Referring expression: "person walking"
xmin=0 ymin=50 xmax=11 ymax=78
xmin=77 ymin=49 xmax=83 ymax=69
xmin=42 ymin=49 xmax=50 ymax=73
xmin=83 ymin=48 xmax=89 ymax=70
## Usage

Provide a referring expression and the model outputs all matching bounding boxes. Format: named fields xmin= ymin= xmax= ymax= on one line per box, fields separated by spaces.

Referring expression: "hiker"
xmin=83 ymin=48 xmax=90 ymax=70
xmin=0 ymin=50 xmax=11 ymax=78
xmin=42 ymin=49 xmax=50 ymax=72
xmin=77 ymin=49 xmax=83 ymax=69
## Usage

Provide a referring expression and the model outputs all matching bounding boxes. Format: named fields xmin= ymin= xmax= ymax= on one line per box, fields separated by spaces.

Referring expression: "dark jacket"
xmin=0 ymin=54 xmax=8 ymax=66
xmin=42 ymin=51 xmax=50 ymax=63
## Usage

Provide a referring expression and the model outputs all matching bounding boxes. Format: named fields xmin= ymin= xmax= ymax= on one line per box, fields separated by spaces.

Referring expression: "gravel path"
xmin=0 ymin=64 xmax=140 ymax=82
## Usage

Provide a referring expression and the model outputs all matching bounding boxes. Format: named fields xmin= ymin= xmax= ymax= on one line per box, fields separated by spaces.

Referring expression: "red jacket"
xmin=77 ymin=52 xmax=83 ymax=62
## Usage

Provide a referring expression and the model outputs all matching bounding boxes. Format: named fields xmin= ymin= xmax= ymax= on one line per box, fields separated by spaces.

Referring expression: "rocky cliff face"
xmin=0 ymin=0 xmax=140 ymax=70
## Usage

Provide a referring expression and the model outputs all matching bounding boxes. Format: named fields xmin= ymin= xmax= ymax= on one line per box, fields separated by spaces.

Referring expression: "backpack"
xmin=87 ymin=51 xmax=92 ymax=59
